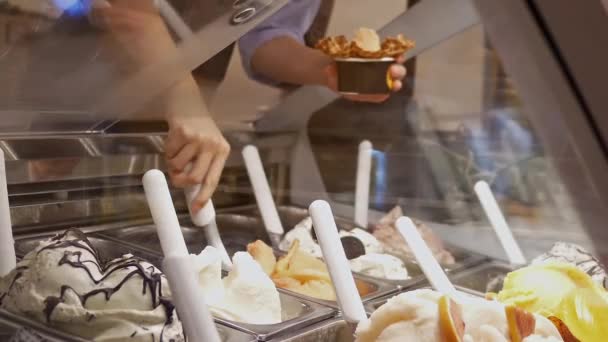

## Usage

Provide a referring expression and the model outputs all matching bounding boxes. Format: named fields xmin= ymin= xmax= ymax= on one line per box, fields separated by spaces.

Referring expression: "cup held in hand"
xmin=335 ymin=57 xmax=395 ymax=95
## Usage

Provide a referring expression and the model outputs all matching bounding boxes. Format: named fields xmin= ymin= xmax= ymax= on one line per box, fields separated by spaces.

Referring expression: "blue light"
xmin=52 ymin=0 xmax=92 ymax=17
xmin=372 ymin=149 xmax=387 ymax=206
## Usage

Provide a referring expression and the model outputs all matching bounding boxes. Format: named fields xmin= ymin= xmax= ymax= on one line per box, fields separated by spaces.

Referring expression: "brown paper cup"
xmin=335 ymin=57 xmax=395 ymax=95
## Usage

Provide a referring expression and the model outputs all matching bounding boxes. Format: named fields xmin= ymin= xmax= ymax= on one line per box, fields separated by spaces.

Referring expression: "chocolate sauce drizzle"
xmin=5 ymin=229 xmax=179 ymax=341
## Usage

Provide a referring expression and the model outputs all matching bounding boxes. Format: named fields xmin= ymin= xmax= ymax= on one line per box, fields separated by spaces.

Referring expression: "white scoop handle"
xmin=0 ymin=149 xmax=15 ymax=277
xmin=143 ymin=170 xmax=189 ymax=257
xmin=396 ymin=217 xmax=458 ymax=299
xmin=183 ymin=167 xmax=232 ymax=268
xmin=309 ymin=200 xmax=367 ymax=324
xmin=184 ymin=184 xmax=216 ymax=226
xmin=242 ymin=145 xmax=284 ymax=236
xmin=474 ymin=181 xmax=526 ymax=265
xmin=164 ymin=255 xmax=221 ymax=342
xmin=354 ymin=140 xmax=372 ymax=228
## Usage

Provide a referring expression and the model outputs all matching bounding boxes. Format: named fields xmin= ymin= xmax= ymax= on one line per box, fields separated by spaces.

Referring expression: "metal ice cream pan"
xmin=267 ymin=318 xmax=354 ymax=342
xmin=95 ymin=213 xmax=271 ymax=257
xmin=268 ymin=247 xmax=399 ymax=310
xmin=449 ymin=261 xmax=516 ymax=295
xmin=217 ymin=325 xmax=259 ymax=342
xmin=0 ymin=308 xmax=257 ymax=342
xmin=216 ymin=291 xmax=336 ymax=341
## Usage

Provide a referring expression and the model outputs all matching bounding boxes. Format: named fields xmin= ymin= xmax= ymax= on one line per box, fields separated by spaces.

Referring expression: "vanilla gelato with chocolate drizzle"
xmin=0 ymin=230 xmax=184 ymax=341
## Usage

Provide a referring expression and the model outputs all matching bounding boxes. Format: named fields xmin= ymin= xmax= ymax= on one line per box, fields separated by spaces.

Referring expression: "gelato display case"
xmin=1 ymin=0 xmax=608 ymax=341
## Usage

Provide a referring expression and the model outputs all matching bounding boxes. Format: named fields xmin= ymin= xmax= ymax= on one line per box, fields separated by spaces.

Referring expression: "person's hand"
xmin=324 ymin=55 xmax=407 ymax=103
xmin=164 ymin=115 xmax=231 ymax=212
xmin=89 ymin=0 xmax=176 ymax=66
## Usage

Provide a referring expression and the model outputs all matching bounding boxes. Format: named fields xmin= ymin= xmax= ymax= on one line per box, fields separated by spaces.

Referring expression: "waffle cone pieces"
xmin=315 ymin=30 xmax=414 ymax=59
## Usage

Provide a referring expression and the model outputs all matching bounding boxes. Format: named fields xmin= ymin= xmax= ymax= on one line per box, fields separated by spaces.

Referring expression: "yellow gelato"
xmin=496 ymin=262 xmax=608 ymax=342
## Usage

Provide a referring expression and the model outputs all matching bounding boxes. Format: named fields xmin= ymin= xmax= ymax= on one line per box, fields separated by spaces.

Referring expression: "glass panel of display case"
xmin=308 ymin=15 xmax=606 ymax=264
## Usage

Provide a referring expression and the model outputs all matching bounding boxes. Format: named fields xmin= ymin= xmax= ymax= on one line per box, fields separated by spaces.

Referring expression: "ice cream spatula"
xmin=0 ymin=149 xmax=15 ymax=277
xmin=396 ymin=216 xmax=460 ymax=300
xmin=474 ymin=181 xmax=527 ymax=265
xmin=143 ymin=169 xmax=189 ymax=257
xmin=182 ymin=162 xmax=232 ymax=270
xmin=164 ymin=254 xmax=221 ymax=342
xmin=143 ymin=170 xmax=221 ymax=342
xmin=184 ymin=192 xmax=232 ymax=270
xmin=310 ymin=200 xmax=367 ymax=334
xmin=242 ymin=145 xmax=284 ymax=249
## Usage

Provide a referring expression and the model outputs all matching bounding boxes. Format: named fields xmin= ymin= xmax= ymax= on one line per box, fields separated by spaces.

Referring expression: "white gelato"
xmin=353 ymin=27 xmax=381 ymax=52
xmin=191 ymin=246 xmax=282 ymax=325
xmin=461 ymin=299 xmax=510 ymax=341
xmin=0 ymin=230 xmax=184 ymax=342
xmin=349 ymin=253 xmax=409 ymax=280
xmin=279 ymin=217 xmax=323 ymax=258
xmin=340 ymin=228 xmax=384 ymax=254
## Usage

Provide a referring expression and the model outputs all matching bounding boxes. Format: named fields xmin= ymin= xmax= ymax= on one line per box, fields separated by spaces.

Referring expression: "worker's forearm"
xmin=164 ymin=75 xmax=211 ymax=124
xmin=250 ymin=36 xmax=332 ymax=86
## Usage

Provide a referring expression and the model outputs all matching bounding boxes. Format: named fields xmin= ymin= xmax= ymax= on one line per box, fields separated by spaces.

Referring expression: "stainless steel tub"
xmin=218 ymin=292 xmax=335 ymax=341
xmin=0 ymin=308 xmax=257 ymax=342
xmin=269 ymin=252 xmax=399 ymax=310
xmin=217 ymin=325 xmax=258 ymax=342
xmin=95 ymin=213 xmax=270 ymax=257
xmin=268 ymin=319 xmax=354 ymax=342
xmin=449 ymin=261 xmax=516 ymax=294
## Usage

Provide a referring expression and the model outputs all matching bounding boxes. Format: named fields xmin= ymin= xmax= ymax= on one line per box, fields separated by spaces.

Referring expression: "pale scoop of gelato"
xmin=191 ymin=246 xmax=282 ymax=325
xmin=462 ymin=298 xmax=562 ymax=342
xmin=339 ymin=228 xmax=384 ymax=254
xmin=355 ymin=289 xmax=443 ymax=342
xmin=353 ymin=27 xmax=382 ymax=52
xmin=279 ymin=217 xmax=323 ymax=258
xmin=349 ymin=253 xmax=409 ymax=280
